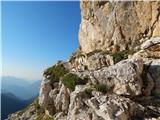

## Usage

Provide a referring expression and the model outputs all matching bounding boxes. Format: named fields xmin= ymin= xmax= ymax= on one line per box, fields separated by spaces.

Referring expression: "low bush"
xmin=101 ymin=50 xmax=110 ymax=55
xmin=111 ymin=50 xmax=128 ymax=64
xmin=44 ymin=64 xmax=69 ymax=82
xmin=62 ymin=73 xmax=87 ymax=91
xmin=95 ymin=84 xmax=107 ymax=93
xmin=34 ymin=99 xmax=41 ymax=110
xmin=85 ymin=88 xmax=93 ymax=98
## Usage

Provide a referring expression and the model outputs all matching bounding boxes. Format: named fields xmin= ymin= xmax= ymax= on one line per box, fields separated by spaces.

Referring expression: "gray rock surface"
xmin=133 ymin=37 xmax=160 ymax=59
xmin=141 ymin=37 xmax=160 ymax=50
xmin=69 ymin=51 xmax=114 ymax=71
xmin=86 ymin=93 xmax=143 ymax=120
xmin=39 ymin=80 xmax=53 ymax=109
xmin=90 ymin=58 xmax=144 ymax=96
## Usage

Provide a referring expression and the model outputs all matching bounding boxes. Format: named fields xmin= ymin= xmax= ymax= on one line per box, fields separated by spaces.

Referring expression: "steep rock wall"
xmin=79 ymin=1 xmax=160 ymax=53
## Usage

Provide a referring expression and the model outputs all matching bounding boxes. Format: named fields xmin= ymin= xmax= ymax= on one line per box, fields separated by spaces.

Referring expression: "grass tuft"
xmin=111 ymin=50 xmax=129 ymax=64
xmin=95 ymin=84 xmax=107 ymax=93
xmin=62 ymin=73 xmax=87 ymax=91
xmin=44 ymin=64 xmax=69 ymax=82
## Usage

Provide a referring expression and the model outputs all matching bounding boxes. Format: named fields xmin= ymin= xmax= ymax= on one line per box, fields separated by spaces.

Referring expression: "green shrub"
xmin=111 ymin=50 xmax=128 ymax=64
xmin=62 ymin=73 xmax=87 ymax=91
xmin=34 ymin=99 xmax=40 ymax=110
xmin=44 ymin=64 xmax=69 ymax=82
xmin=85 ymin=88 xmax=93 ymax=98
xmin=95 ymin=84 xmax=107 ymax=93
xmin=101 ymin=50 xmax=110 ymax=55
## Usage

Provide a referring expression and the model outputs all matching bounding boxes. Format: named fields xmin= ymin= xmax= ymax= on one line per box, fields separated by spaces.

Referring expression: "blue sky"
xmin=2 ymin=1 xmax=81 ymax=80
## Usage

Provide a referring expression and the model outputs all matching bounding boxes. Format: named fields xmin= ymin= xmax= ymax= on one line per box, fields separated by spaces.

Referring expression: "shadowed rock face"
xmin=79 ymin=1 xmax=160 ymax=53
xmin=144 ymin=59 xmax=160 ymax=95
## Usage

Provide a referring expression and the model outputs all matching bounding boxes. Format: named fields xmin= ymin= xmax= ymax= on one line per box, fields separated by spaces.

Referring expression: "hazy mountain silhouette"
xmin=1 ymin=76 xmax=41 ymax=100
xmin=1 ymin=76 xmax=40 ymax=119
xmin=1 ymin=92 xmax=34 ymax=120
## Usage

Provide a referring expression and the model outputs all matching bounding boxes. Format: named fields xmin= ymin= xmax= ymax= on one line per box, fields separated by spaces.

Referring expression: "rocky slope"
xmin=7 ymin=1 xmax=160 ymax=120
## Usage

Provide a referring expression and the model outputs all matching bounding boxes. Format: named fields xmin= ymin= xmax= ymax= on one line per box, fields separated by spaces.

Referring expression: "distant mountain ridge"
xmin=1 ymin=76 xmax=41 ymax=120
xmin=1 ymin=92 xmax=34 ymax=120
xmin=1 ymin=76 xmax=41 ymax=100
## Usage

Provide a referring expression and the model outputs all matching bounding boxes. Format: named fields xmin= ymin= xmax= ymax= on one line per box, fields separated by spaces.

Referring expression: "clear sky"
xmin=2 ymin=1 xmax=81 ymax=80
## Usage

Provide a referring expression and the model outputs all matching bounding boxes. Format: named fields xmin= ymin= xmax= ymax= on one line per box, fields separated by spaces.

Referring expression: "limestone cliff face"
xmin=7 ymin=1 xmax=160 ymax=120
xmin=79 ymin=1 xmax=160 ymax=53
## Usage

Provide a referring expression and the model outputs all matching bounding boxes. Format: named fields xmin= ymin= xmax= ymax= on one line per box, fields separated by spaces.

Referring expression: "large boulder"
xmin=66 ymin=85 xmax=144 ymax=120
xmin=38 ymin=80 xmax=55 ymax=115
xmin=39 ymin=80 xmax=53 ymax=108
xmin=90 ymin=58 xmax=144 ymax=96
xmin=67 ymin=85 xmax=92 ymax=120
xmin=39 ymin=79 xmax=70 ymax=116
xmin=50 ymin=83 xmax=70 ymax=113
xmin=86 ymin=93 xmax=143 ymax=120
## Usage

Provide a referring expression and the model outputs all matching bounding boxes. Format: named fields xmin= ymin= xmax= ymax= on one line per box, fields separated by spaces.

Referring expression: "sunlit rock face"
xmin=7 ymin=1 xmax=160 ymax=120
xmin=79 ymin=1 xmax=160 ymax=53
